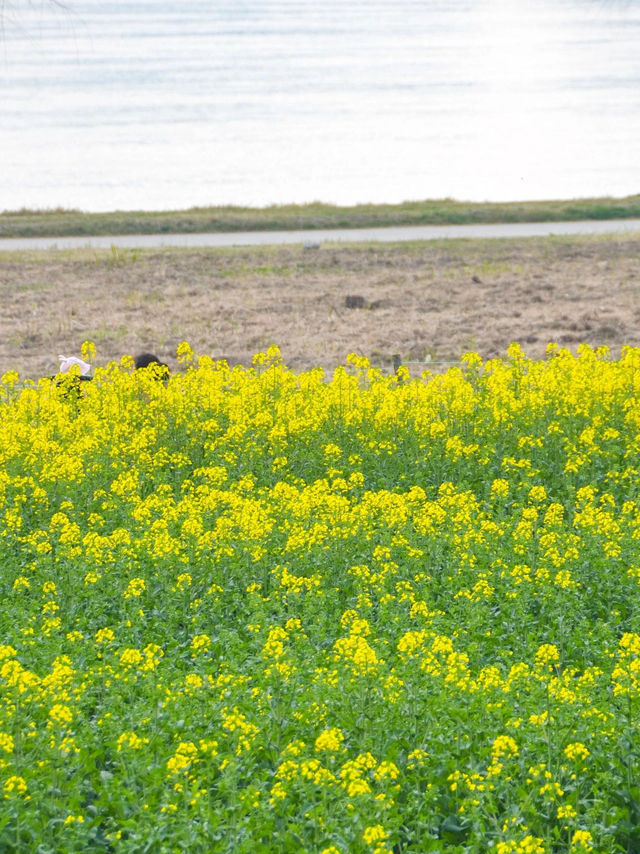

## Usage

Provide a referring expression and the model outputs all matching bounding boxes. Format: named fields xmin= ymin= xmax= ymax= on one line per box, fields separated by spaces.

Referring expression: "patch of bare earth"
xmin=1 ymin=235 xmax=640 ymax=379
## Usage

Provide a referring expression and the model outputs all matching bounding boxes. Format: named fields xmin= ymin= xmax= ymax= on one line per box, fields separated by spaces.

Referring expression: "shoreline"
xmin=2 ymin=194 xmax=640 ymax=239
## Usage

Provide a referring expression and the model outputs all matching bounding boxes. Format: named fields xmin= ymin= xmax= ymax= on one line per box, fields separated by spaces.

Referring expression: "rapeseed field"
xmin=1 ymin=341 xmax=640 ymax=852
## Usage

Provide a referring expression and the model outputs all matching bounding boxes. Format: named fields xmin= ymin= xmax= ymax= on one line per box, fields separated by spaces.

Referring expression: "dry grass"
xmin=2 ymin=234 xmax=640 ymax=379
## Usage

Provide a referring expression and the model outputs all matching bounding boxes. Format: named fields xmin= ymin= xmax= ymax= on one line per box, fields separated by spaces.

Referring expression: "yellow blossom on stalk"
xmin=1 ymin=371 xmax=19 ymax=386
xmin=539 ymin=780 xmax=564 ymax=799
xmin=362 ymin=825 xmax=389 ymax=845
xmin=3 ymin=776 xmax=27 ymax=798
xmin=374 ymin=761 xmax=399 ymax=782
xmin=221 ymin=708 xmax=258 ymax=754
xmin=281 ymin=740 xmax=306 ymax=758
xmin=81 ymin=340 xmax=97 ymax=362
xmin=497 ymin=838 xmax=545 ymax=854
xmin=269 ymin=781 xmax=287 ymax=805
xmin=333 ymin=634 xmax=380 ymax=676
xmin=12 ymin=576 xmax=30 ymax=592
xmin=176 ymin=573 xmax=192 ymax=590
xmin=58 ymin=736 xmax=79 ymax=756
xmin=184 ymin=673 xmax=204 ymax=692
xmin=492 ymin=479 xmax=510 ymax=499
xmin=528 ymin=485 xmax=547 ymax=503
xmin=42 ymin=601 xmax=59 ymax=615
xmin=314 ymin=728 xmax=344 ymax=753
xmin=119 ymin=648 xmax=143 ymax=668
xmin=535 ymin=643 xmax=560 ymax=671
xmin=176 ymin=341 xmax=194 ymax=365
xmin=0 ymin=734 xmax=14 ymax=753
xmin=95 ymin=627 xmax=115 ymax=644
xmin=571 ymin=830 xmax=594 ymax=850
xmin=142 ymin=644 xmax=163 ymax=671
xmin=117 ymin=731 xmax=148 ymax=751
xmin=529 ymin=711 xmax=552 ymax=726
xmin=198 ymin=739 xmax=218 ymax=757
xmin=124 ymin=577 xmax=146 ymax=598
xmin=407 ymin=749 xmax=429 ymax=769
xmin=48 ymin=704 xmax=73 ymax=727
xmin=166 ymin=741 xmax=198 ymax=775
xmin=558 ymin=804 xmax=577 ymax=819
xmin=564 ymin=742 xmax=589 ymax=762
xmin=190 ymin=633 xmax=211 ymax=654
xmin=64 ymin=814 xmax=85 ymax=825
xmin=461 ymin=351 xmax=483 ymax=369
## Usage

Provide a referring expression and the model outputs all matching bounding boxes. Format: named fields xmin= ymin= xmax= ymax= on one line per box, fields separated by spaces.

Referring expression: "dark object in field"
xmin=134 ymin=352 xmax=170 ymax=378
xmin=345 ymin=295 xmax=366 ymax=309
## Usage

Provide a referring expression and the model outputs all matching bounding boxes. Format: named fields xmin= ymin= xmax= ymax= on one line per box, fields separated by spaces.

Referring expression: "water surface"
xmin=1 ymin=0 xmax=639 ymax=211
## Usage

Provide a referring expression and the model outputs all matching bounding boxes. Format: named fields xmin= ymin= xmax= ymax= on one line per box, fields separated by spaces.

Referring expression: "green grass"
xmin=3 ymin=194 xmax=640 ymax=238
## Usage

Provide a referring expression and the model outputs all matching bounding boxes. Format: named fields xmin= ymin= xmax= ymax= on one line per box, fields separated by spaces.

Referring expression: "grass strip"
xmin=3 ymin=194 xmax=640 ymax=238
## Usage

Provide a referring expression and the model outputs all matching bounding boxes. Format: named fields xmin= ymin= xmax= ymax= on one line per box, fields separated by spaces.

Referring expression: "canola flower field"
xmin=1 ymin=342 xmax=640 ymax=853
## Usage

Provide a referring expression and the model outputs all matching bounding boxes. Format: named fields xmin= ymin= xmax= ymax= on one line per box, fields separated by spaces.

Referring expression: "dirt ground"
xmin=1 ymin=234 xmax=639 ymax=379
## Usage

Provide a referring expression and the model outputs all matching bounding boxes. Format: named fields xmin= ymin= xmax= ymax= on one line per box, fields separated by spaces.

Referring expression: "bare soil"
xmin=1 ymin=234 xmax=640 ymax=379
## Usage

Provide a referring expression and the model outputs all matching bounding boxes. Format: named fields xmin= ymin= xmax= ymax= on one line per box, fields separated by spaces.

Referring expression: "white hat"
xmin=58 ymin=355 xmax=91 ymax=376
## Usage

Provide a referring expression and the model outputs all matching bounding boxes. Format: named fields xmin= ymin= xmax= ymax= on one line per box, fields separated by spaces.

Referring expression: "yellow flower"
xmin=3 ymin=776 xmax=27 ymax=797
xmin=48 ymin=704 xmax=73 ymax=727
xmin=363 ymin=825 xmax=389 ymax=845
xmin=558 ymin=804 xmax=577 ymax=819
xmin=374 ymin=761 xmax=399 ymax=781
xmin=491 ymin=479 xmax=510 ymax=498
xmin=491 ymin=735 xmax=519 ymax=759
xmin=95 ymin=627 xmax=115 ymax=644
xmin=117 ymin=731 xmax=148 ymax=751
xmin=119 ymin=648 xmax=143 ymax=668
xmin=166 ymin=741 xmax=198 ymax=775
xmin=124 ymin=577 xmax=146 ymax=598
xmin=571 ymin=830 xmax=594 ymax=850
xmin=564 ymin=742 xmax=589 ymax=762
xmin=190 ymin=634 xmax=211 ymax=654
xmin=314 ymin=728 xmax=344 ymax=753
xmin=534 ymin=643 xmax=560 ymax=671
xmin=176 ymin=341 xmax=194 ymax=364
xmin=81 ymin=340 xmax=97 ymax=361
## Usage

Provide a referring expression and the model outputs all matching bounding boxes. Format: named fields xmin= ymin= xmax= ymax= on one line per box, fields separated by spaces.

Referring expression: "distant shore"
xmin=2 ymin=194 xmax=640 ymax=239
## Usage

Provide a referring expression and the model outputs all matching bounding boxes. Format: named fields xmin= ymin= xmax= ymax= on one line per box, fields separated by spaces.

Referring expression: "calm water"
xmin=1 ymin=0 xmax=640 ymax=212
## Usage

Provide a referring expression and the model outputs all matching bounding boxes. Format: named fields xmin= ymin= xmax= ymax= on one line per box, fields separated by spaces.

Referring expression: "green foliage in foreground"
xmin=1 ymin=344 xmax=640 ymax=851
xmin=2 ymin=194 xmax=640 ymax=238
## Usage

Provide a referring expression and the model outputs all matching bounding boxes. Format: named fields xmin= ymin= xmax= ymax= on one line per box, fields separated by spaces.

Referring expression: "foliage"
xmin=1 ymin=343 xmax=640 ymax=851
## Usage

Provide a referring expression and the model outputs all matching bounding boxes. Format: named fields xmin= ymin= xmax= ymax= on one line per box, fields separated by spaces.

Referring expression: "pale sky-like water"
xmin=1 ymin=0 xmax=639 ymax=211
